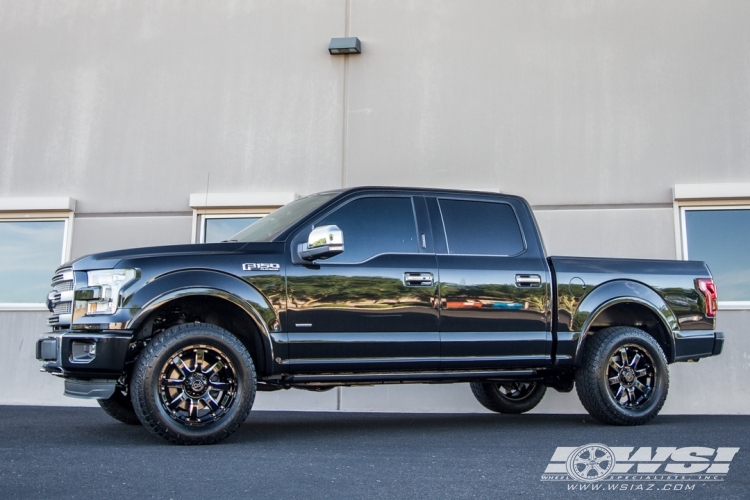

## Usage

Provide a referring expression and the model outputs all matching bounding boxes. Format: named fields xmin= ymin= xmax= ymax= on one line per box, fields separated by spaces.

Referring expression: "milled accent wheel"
xmin=158 ymin=344 xmax=239 ymax=426
xmin=576 ymin=326 xmax=669 ymax=425
xmin=131 ymin=323 xmax=256 ymax=445
xmin=470 ymin=381 xmax=547 ymax=414
xmin=606 ymin=344 xmax=655 ymax=409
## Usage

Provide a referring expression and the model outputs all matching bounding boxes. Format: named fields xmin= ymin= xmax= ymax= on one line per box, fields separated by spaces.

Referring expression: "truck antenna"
xmin=204 ymin=172 xmax=210 ymax=209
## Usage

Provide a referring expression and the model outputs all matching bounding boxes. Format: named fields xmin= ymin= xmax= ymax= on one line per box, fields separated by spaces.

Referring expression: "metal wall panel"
xmin=344 ymin=1 xmax=750 ymax=205
xmin=534 ymin=207 xmax=676 ymax=259
xmin=71 ymin=216 xmax=192 ymax=259
xmin=0 ymin=0 xmax=347 ymax=212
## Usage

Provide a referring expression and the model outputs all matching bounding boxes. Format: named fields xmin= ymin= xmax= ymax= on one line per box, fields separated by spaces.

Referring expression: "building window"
xmin=189 ymin=192 xmax=298 ymax=244
xmin=681 ymin=207 xmax=750 ymax=305
xmin=0 ymin=197 xmax=75 ymax=309
xmin=201 ymin=214 xmax=264 ymax=243
xmin=674 ymin=183 xmax=750 ymax=309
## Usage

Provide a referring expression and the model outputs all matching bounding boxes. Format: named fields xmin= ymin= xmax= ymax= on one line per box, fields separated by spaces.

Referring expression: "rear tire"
xmin=470 ymin=381 xmax=546 ymax=414
xmin=131 ymin=323 xmax=256 ymax=445
xmin=575 ymin=326 xmax=669 ymax=425
xmin=98 ymin=389 xmax=141 ymax=425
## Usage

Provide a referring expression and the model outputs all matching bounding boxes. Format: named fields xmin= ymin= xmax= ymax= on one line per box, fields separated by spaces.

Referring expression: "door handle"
xmin=404 ymin=272 xmax=434 ymax=286
xmin=515 ymin=274 xmax=542 ymax=287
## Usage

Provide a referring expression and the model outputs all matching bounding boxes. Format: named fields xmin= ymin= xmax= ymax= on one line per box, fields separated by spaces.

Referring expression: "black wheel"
xmin=470 ymin=381 xmax=547 ymax=414
xmin=575 ymin=326 xmax=669 ymax=425
xmin=98 ymin=389 xmax=141 ymax=425
xmin=130 ymin=323 xmax=256 ymax=445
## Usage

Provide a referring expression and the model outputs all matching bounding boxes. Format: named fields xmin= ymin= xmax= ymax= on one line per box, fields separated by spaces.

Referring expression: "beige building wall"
xmin=1 ymin=0 xmax=748 ymax=413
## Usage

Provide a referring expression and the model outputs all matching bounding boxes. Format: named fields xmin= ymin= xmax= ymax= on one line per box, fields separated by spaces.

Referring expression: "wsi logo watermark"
xmin=541 ymin=443 xmax=739 ymax=486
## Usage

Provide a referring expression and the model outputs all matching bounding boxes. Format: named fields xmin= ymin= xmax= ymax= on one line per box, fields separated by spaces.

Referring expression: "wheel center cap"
xmin=621 ymin=367 xmax=635 ymax=384
xmin=185 ymin=374 xmax=208 ymax=396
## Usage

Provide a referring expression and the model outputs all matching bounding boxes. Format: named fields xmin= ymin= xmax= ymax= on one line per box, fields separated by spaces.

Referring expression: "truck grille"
xmin=48 ymin=269 xmax=74 ymax=328
xmin=53 ymin=302 xmax=72 ymax=315
xmin=52 ymin=280 xmax=74 ymax=292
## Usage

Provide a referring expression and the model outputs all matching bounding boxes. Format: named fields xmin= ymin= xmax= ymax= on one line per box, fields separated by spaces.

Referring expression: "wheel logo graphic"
xmin=566 ymin=444 xmax=616 ymax=482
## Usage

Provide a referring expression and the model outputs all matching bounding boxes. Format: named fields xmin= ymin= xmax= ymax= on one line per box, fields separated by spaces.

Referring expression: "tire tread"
xmin=98 ymin=391 xmax=141 ymax=425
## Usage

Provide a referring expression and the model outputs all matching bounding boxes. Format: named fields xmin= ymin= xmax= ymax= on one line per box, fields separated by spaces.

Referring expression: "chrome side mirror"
xmin=297 ymin=225 xmax=344 ymax=261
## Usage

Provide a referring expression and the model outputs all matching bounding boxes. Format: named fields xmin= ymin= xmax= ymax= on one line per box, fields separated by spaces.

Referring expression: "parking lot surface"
xmin=0 ymin=406 xmax=747 ymax=499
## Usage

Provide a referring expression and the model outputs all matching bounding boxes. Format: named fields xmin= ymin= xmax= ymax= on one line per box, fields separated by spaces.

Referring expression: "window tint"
xmin=439 ymin=199 xmax=524 ymax=256
xmin=204 ymin=217 xmax=262 ymax=243
xmin=685 ymin=208 xmax=750 ymax=302
xmin=0 ymin=221 xmax=66 ymax=303
xmin=316 ymin=197 xmax=418 ymax=263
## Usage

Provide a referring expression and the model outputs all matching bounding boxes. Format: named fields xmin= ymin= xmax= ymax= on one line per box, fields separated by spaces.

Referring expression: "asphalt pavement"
xmin=0 ymin=406 xmax=747 ymax=499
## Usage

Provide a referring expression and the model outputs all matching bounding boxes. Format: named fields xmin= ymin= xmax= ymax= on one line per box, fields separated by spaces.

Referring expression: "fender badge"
xmin=242 ymin=263 xmax=280 ymax=272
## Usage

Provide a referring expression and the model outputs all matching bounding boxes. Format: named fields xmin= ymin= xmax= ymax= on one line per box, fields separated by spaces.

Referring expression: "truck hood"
xmin=64 ymin=242 xmax=281 ymax=271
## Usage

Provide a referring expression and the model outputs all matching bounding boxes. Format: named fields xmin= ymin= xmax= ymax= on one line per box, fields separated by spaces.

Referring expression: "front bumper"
xmin=36 ymin=330 xmax=133 ymax=379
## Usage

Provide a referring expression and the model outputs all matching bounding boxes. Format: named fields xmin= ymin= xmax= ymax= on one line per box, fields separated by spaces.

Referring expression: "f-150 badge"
xmin=242 ymin=263 xmax=280 ymax=271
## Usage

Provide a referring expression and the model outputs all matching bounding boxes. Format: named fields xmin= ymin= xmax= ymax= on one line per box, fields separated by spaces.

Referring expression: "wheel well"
xmin=585 ymin=302 xmax=674 ymax=363
xmin=133 ymin=295 xmax=267 ymax=374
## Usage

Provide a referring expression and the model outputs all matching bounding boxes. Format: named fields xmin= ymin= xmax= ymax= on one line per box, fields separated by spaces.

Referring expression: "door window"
xmin=438 ymin=199 xmax=524 ymax=256
xmin=315 ymin=197 xmax=418 ymax=263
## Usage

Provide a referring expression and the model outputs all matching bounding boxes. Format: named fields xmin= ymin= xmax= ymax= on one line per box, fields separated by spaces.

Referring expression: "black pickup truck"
xmin=37 ymin=187 xmax=723 ymax=444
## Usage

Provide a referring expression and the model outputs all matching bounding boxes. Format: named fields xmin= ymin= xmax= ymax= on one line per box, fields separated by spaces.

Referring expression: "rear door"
xmin=427 ymin=196 xmax=553 ymax=369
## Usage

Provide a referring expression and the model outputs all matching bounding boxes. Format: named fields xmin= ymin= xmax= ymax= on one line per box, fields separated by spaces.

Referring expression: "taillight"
xmin=696 ymin=278 xmax=718 ymax=318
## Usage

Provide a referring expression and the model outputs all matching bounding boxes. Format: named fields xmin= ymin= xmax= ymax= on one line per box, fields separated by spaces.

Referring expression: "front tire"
xmin=470 ymin=381 xmax=547 ymax=414
xmin=131 ymin=323 xmax=256 ymax=445
xmin=575 ymin=326 xmax=669 ymax=425
xmin=98 ymin=389 xmax=141 ymax=425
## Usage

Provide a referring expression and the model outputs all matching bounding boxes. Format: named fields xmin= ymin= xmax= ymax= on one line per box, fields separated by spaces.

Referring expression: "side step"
xmin=265 ymin=370 xmax=538 ymax=387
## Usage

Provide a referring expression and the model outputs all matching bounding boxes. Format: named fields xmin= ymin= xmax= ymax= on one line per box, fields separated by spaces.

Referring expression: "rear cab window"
xmin=437 ymin=199 xmax=525 ymax=256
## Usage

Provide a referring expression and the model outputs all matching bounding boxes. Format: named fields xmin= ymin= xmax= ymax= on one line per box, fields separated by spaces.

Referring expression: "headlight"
xmin=84 ymin=269 xmax=137 ymax=315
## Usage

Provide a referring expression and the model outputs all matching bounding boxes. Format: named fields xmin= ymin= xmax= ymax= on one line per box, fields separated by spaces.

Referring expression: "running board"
xmin=265 ymin=370 xmax=538 ymax=387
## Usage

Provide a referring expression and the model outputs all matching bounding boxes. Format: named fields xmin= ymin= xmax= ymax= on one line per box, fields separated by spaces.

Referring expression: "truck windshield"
xmin=227 ymin=192 xmax=339 ymax=242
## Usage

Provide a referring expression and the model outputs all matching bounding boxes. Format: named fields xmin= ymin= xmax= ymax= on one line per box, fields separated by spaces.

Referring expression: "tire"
xmin=470 ymin=381 xmax=547 ymax=414
xmin=98 ymin=389 xmax=141 ymax=425
xmin=575 ymin=326 xmax=669 ymax=426
xmin=130 ymin=323 xmax=256 ymax=445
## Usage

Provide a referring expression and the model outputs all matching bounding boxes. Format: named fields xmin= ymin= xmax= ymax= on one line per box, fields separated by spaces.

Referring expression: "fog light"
xmin=87 ymin=301 xmax=113 ymax=315
xmin=70 ymin=341 xmax=96 ymax=363
xmin=36 ymin=339 xmax=58 ymax=361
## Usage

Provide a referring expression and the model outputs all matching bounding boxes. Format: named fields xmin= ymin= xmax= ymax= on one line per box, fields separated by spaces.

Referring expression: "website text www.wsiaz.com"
xmin=562 ymin=482 xmax=697 ymax=491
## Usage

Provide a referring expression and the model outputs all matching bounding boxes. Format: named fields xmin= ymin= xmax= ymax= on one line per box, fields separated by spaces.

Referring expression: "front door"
xmin=286 ymin=195 xmax=439 ymax=373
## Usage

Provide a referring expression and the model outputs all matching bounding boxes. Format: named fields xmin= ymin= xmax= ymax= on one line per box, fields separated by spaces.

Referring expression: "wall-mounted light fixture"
xmin=329 ymin=37 xmax=361 ymax=55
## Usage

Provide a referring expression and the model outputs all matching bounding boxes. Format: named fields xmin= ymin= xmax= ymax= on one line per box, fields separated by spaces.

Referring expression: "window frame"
xmin=673 ymin=183 xmax=750 ymax=310
xmin=0 ymin=206 xmax=75 ymax=311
